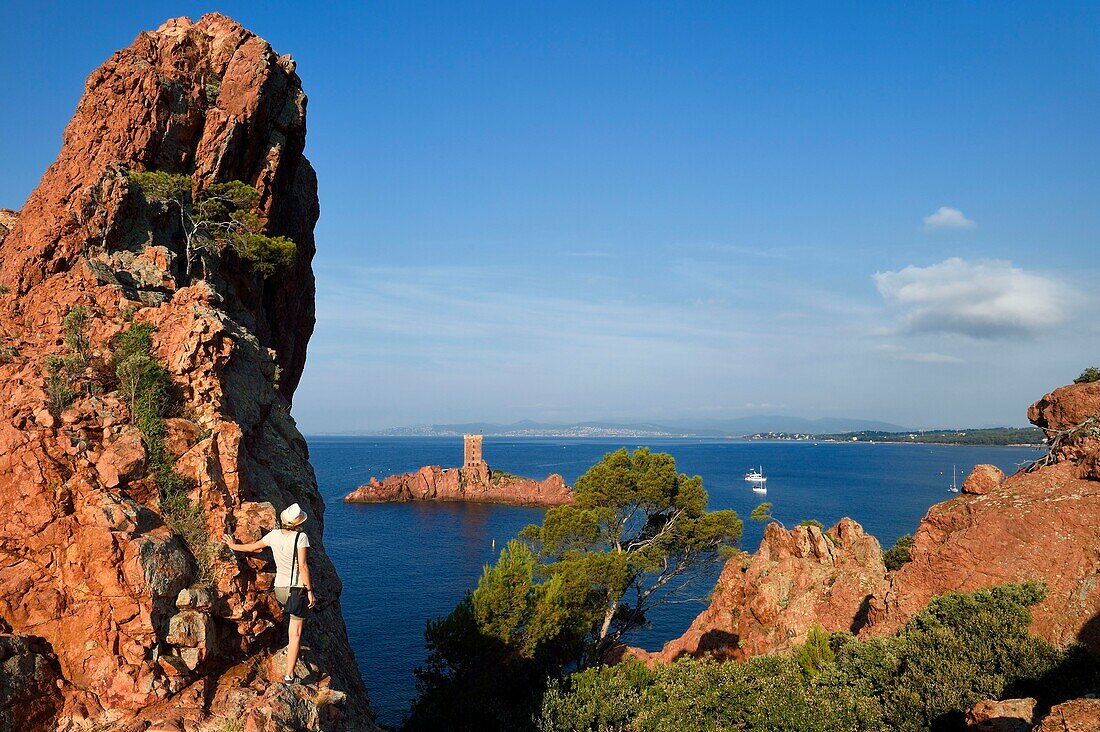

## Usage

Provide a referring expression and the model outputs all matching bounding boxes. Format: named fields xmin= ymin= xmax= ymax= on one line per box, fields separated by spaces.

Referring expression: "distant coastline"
xmin=308 ymin=425 xmax=1045 ymax=447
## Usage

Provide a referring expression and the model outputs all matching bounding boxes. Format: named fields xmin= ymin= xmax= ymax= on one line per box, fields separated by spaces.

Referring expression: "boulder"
xmin=965 ymin=698 xmax=1035 ymax=731
xmin=94 ymin=428 xmax=146 ymax=488
xmin=962 ymin=464 xmax=1004 ymax=495
xmin=1033 ymin=698 xmax=1100 ymax=731
xmin=0 ymin=635 xmax=64 ymax=732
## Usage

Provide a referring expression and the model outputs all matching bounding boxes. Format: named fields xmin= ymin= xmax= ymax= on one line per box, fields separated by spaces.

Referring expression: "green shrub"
xmin=44 ymin=373 xmax=78 ymax=416
xmin=128 ymin=172 xmax=297 ymax=278
xmin=62 ymin=305 xmax=91 ymax=360
xmin=236 ymin=232 xmax=297 ymax=276
xmin=40 ymin=306 xmax=97 ymax=415
xmin=539 ymin=582 xmax=1066 ymax=732
xmin=883 ymin=533 xmax=914 ymax=572
xmin=111 ymin=322 xmax=215 ymax=586
xmin=1074 ymin=367 xmax=1100 ymax=384
xmin=795 ymin=624 xmax=834 ymax=675
xmin=798 ymin=519 xmax=824 ymax=529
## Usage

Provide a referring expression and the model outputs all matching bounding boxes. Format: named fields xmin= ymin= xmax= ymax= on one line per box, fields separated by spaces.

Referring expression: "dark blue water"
xmin=309 ymin=436 xmax=1041 ymax=727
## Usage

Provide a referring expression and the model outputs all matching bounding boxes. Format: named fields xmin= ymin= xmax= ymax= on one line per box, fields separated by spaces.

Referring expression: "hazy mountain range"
xmin=330 ymin=416 xmax=913 ymax=438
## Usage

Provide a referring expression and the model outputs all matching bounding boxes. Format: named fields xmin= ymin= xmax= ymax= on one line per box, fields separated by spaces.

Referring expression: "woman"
xmin=224 ymin=503 xmax=317 ymax=684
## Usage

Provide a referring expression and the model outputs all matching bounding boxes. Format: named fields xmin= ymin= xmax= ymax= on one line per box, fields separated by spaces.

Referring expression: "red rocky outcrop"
xmin=1033 ymin=698 xmax=1100 ymax=731
xmin=863 ymin=381 xmax=1100 ymax=652
xmin=965 ymin=698 xmax=1036 ymax=731
xmin=344 ymin=462 xmax=573 ymax=507
xmin=0 ymin=14 xmax=375 ymax=731
xmin=624 ymin=518 xmax=887 ymax=664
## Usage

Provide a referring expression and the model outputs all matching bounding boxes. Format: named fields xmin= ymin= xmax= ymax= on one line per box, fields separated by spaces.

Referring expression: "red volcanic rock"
xmin=0 ymin=13 xmax=375 ymax=731
xmin=962 ymin=464 xmax=1004 ymax=495
xmin=625 ymin=518 xmax=887 ymax=664
xmin=1033 ymin=698 xmax=1100 ymax=731
xmin=965 ymin=698 xmax=1035 ymax=731
xmin=0 ymin=209 xmax=16 ymax=238
xmin=1029 ymin=381 xmax=1100 ymax=480
xmin=1028 ymin=381 xmax=1100 ymax=434
xmin=95 ymin=426 xmax=147 ymax=488
xmin=860 ymin=382 xmax=1100 ymax=651
xmin=864 ymin=426 xmax=1100 ymax=652
xmin=344 ymin=463 xmax=574 ymax=507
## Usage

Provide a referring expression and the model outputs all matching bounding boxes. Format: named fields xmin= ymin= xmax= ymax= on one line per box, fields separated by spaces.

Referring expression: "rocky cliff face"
xmin=0 ymin=14 xmax=375 ymax=732
xmin=623 ymin=518 xmax=888 ymax=664
xmin=863 ymin=381 xmax=1100 ymax=651
xmin=343 ymin=462 xmax=574 ymax=506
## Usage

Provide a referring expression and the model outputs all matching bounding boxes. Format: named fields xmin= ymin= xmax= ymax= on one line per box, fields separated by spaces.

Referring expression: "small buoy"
xmin=491 ymin=539 xmax=496 ymax=551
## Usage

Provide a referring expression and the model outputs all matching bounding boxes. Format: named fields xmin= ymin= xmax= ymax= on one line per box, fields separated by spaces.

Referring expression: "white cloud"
xmin=873 ymin=257 xmax=1068 ymax=339
xmin=923 ymin=206 xmax=975 ymax=231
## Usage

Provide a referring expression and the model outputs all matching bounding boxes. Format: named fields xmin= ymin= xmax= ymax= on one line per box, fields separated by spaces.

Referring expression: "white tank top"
xmin=261 ymin=529 xmax=310 ymax=587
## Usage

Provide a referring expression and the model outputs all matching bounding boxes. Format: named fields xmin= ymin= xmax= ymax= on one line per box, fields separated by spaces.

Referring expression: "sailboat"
xmin=948 ymin=465 xmax=960 ymax=493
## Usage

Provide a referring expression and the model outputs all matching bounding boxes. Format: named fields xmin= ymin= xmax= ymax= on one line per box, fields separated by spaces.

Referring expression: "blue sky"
xmin=1 ymin=2 xmax=1097 ymax=431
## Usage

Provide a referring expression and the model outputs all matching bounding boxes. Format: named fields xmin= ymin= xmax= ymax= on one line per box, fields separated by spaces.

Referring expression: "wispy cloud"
xmin=873 ymin=257 xmax=1068 ymax=339
xmin=923 ymin=206 xmax=976 ymax=231
xmin=561 ymin=249 xmax=613 ymax=258
xmin=874 ymin=344 xmax=962 ymax=364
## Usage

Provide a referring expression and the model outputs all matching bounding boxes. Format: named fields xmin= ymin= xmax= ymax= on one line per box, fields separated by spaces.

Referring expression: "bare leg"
xmin=286 ymin=616 xmax=303 ymax=679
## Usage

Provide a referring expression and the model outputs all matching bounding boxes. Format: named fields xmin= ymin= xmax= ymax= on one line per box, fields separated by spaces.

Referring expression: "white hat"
xmin=280 ymin=503 xmax=307 ymax=527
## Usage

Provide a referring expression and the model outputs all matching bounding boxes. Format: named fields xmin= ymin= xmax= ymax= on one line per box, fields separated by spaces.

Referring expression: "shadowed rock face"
xmin=0 ymin=14 xmax=375 ymax=731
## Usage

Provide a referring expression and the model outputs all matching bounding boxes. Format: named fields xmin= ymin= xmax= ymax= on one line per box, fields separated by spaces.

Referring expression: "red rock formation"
xmin=863 ymin=381 xmax=1100 ymax=652
xmin=1033 ymin=698 xmax=1100 ymax=731
xmin=962 ymin=463 xmax=1004 ymax=495
xmin=1029 ymin=381 xmax=1100 ymax=480
xmin=965 ymin=698 xmax=1035 ymax=731
xmin=0 ymin=14 xmax=375 ymax=731
xmin=344 ymin=462 xmax=574 ymax=507
xmin=624 ymin=518 xmax=887 ymax=664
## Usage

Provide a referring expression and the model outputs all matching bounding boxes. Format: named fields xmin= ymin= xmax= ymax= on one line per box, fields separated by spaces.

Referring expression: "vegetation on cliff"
xmin=406 ymin=448 xmax=742 ymax=730
xmin=111 ymin=321 xmax=216 ymax=585
xmin=539 ymin=582 xmax=1097 ymax=732
xmin=883 ymin=533 xmax=914 ymax=572
xmin=128 ymin=171 xmax=297 ymax=278
xmin=1075 ymin=366 xmax=1100 ymax=384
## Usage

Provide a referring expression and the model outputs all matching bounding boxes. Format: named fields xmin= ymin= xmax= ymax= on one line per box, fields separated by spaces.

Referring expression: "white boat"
xmin=752 ymin=482 xmax=768 ymax=494
xmin=948 ymin=465 xmax=960 ymax=493
xmin=745 ymin=467 xmax=767 ymax=484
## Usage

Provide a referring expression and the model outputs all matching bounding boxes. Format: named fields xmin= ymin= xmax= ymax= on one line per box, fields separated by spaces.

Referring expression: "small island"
xmin=343 ymin=435 xmax=574 ymax=506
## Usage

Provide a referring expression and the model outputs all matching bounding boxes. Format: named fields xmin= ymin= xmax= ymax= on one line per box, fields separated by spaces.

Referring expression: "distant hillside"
xmin=814 ymin=427 xmax=1045 ymax=446
xmin=344 ymin=416 xmax=910 ymax=438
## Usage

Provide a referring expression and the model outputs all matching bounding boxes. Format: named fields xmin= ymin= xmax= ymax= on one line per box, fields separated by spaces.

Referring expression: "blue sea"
xmin=309 ymin=436 xmax=1041 ymax=727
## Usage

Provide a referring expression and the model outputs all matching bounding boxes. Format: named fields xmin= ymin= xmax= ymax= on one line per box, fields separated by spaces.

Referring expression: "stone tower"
xmin=463 ymin=434 xmax=484 ymax=467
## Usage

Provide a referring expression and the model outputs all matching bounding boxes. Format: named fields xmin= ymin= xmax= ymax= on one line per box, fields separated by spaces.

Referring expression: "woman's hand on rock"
xmin=222 ymin=533 xmax=237 ymax=550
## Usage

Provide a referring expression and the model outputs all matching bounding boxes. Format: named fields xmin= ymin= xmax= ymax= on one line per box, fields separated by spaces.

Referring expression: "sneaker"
xmin=282 ymin=674 xmax=299 ymax=685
